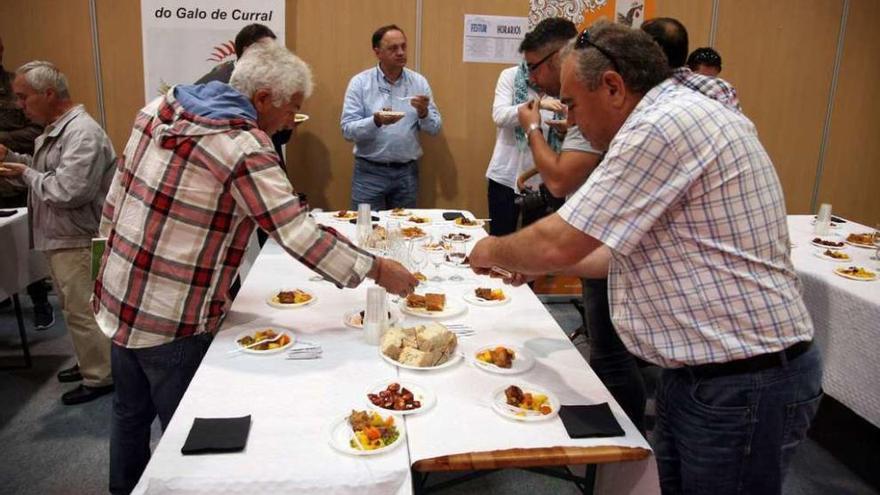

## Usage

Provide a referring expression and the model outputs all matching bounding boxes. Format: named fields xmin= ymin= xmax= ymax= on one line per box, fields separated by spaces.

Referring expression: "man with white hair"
xmin=93 ymin=41 xmax=418 ymax=494
xmin=0 ymin=60 xmax=116 ymax=405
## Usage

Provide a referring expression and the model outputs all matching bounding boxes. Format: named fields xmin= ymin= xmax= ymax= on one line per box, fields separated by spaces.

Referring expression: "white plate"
xmin=833 ymin=267 xmax=878 ymax=282
xmin=810 ymin=238 xmax=846 ymax=250
xmin=378 ymin=111 xmax=405 ymax=118
xmin=809 ymin=219 xmax=842 ymax=229
xmin=233 ymin=328 xmax=295 ymax=355
xmin=380 ymin=349 xmax=462 ymax=371
xmin=327 ymin=414 xmax=406 ymax=456
xmin=451 ymin=218 xmax=485 ymax=229
xmin=387 ymin=209 xmax=412 ymax=217
xmin=343 ymin=309 xmax=400 ymax=329
xmin=441 ymin=233 xmax=472 ymax=242
xmin=266 ymin=289 xmax=317 ymax=309
xmin=294 ymin=113 xmax=309 ymax=123
xmin=812 ymin=250 xmax=852 ymax=263
xmin=404 ymin=216 xmax=433 ymax=226
xmin=364 ymin=379 xmax=436 ymax=415
xmin=327 ymin=211 xmax=359 ymax=222
xmin=472 ymin=345 xmax=534 ymax=375
xmin=399 ymin=297 xmax=467 ymax=319
xmin=400 ymin=228 xmax=429 ymax=241
xmin=845 ymin=240 xmax=877 ymax=249
xmin=463 ymin=288 xmax=510 ymax=307
xmin=491 ymin=385 xmax=560 ymax=422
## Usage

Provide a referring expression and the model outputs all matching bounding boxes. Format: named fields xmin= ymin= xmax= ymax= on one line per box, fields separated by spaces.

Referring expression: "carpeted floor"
xmin=0 ymin=295 xmax=877 ymax=494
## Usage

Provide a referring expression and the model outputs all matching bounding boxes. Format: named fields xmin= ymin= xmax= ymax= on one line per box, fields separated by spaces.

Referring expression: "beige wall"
xmin=1 ymin=0 xmax=876 ymax=225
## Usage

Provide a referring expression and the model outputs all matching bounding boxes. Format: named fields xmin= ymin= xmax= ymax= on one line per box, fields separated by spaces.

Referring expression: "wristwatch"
xmin=525 ymin=122 xmax=541 ymax=137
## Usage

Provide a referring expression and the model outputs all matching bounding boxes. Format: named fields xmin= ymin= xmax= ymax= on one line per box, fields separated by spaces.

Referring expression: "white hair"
xmin=16 ymin=61 xmax=70 ymax=99
xmin=230 ymin=39 xmax=313 ymax=106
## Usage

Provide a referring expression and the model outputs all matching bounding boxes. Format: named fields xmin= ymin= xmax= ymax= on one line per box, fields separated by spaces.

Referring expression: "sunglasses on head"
xmin=574 ymin=29 xmax=620 ymax=72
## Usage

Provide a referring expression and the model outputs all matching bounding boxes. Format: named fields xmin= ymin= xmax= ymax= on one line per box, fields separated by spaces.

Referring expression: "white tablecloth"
xmin=133 ymin=209 xmax=658 ymax=495
xmin=0 ymin=207 xmax=48 ymax=300
xmin=788 ymin=215 xmax=880 ymax=427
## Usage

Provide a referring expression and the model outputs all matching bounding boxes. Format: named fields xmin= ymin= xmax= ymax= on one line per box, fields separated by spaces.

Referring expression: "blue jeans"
xmin=654 ymin=343 xmax=823 ymax=495
xmin=350 ymin=157 xmax=418 ymax=210
xmin=582 ymin=278 xmax=646 ymax=433
xmin=109 ymin=334 xmax=213 ymax=494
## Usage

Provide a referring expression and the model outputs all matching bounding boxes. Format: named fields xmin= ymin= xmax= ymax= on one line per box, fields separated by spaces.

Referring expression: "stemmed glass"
xmin=447 ymin=238 xmax=468 ymax=282
xmin=426 ymin=235 xmax=446 ymax=282
xmin=873 ymin=224 xmax=880 ymax=266
xmin=407 ymin=239 xmax=428 ymax=277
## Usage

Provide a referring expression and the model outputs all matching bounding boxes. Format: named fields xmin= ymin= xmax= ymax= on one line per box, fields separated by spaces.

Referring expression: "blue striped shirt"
xmin=558 ymin=79 xmax=812 ymax=367
xmin=340 ymin=66 xmax=442 ymax=163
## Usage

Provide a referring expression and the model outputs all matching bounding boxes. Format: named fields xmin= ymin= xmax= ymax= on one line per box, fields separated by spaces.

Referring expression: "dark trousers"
xmin=654 ymin=344 xmax=822 ymax=494
xmin=26 ymin=279 xmax=49 ymax=305
xmin=486 ymin=179 xmax=543 ymax=236
xmin=582 ymin=278 xmax=646 ymax=433
xmin=109 ymin=334 xmax=213 ymax=494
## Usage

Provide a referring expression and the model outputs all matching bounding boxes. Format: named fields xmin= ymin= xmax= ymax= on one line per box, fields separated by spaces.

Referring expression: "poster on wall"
xmin=140 ymin=0 xmax=284 ymax=102
xmin=463 ymin=15 xmax=529 ymax=64
xmin=528 ymin=0 xmax=654 ymax=31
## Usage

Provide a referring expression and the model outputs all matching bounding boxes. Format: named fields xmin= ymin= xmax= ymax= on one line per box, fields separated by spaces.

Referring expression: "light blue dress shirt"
xmin=340 ymin=66 xmax=442 ymax=163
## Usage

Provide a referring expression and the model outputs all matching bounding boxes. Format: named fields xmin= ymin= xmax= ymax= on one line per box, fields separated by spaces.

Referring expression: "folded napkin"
xmin=558 ymin=403 xmax=624 ymax=439
xmin=442 ymin=211 xmax=464 ymax=221
xmin=0 ymin=210 xmax=16 ymax=217
xmin=181 ymin=415 xmax=251 ymax=455
xmin=349 ymin=215 xmax=380 ymax=224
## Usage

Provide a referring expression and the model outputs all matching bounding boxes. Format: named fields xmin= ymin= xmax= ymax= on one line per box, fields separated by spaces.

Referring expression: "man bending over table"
xmin=92 ymin=40 xmax=417 ymax=494
xmin=469 ymin=22 xmax=821 ymax=495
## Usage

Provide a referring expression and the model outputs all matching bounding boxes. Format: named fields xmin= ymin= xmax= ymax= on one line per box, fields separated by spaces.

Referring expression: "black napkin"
xmin=558 ymin=404 xmax=624 ymax=439
xmin=181 ymin=415 xmax=251 ymax=455
xmin=348 ymin=215 xmax=380 ymax=224
xmin=442 ymin=211 xmax=464 ymax=221
xmin=0 ymin=210 xmax=16 ymax=217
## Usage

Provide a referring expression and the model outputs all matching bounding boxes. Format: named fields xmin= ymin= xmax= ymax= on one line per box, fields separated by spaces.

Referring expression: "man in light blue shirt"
xmin=340 ymin=24 xmax=441 ymax=210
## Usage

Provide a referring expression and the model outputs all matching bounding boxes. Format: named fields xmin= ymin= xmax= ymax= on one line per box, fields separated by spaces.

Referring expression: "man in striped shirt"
xmin=94 ymin=41 xmax=417 ymax=494
xmin=469 ymin=22 xmax=820 ymax=494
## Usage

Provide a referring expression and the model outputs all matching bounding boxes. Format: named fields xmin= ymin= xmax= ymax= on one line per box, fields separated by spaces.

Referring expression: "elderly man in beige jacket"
xmin=0 ymin=61 xmax=115 ymax=405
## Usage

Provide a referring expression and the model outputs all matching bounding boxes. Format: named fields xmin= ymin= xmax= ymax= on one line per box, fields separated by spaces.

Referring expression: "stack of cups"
xmin=357 ymin=203 xmax=372 ymax=247
xmin=363 ymin=286 xmax=387 ymax=345
xmin=814 ymin=203 xmax=832 ymax=236
xmin=386 ymin=219 xmax=403 ymax=259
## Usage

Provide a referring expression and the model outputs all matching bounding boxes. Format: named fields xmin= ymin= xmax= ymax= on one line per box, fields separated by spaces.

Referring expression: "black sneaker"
xmin=33 ymin=302 xmax=55 ymax=330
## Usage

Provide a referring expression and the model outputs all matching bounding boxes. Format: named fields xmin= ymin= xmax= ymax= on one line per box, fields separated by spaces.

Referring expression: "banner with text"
xmin=463 ymin=15 xmax=529 ymax=64
xmin=140 ymin=0 xmax=284 ymax=102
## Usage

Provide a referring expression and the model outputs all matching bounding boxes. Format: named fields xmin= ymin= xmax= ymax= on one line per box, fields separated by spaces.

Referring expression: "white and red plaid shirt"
xmin=93 ymin=90 xmax=375 ymax=349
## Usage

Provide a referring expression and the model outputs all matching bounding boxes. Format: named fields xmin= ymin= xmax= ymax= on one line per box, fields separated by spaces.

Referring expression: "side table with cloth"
xmin=0 ymin=207 xmax=50 ymax=367
xmin=132 ymin=210 xmax=658 ymax=495
xmin=788 ymin=215 xmax=880 ymax=428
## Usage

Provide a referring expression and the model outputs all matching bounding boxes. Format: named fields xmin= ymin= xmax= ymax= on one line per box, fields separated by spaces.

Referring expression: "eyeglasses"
xmin=526 ymin=47 xmax=560 ymax=73
xmin=574 ymin=29 xmax=620 ymax=72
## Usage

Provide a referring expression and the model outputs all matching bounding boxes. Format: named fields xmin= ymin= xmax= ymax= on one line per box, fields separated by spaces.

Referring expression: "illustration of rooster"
xmin=617 ymin=3 xmax=644 ymax=27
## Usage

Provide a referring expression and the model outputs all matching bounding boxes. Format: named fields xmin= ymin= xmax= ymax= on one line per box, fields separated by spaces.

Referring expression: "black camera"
xmin=514 ymin=184 xmax=564 ymax=217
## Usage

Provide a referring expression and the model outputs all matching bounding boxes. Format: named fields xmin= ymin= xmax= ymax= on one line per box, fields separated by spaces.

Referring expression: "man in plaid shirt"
xmin=94 ymin=41 xmax=417 ymax=494
xmin=470 ymin=22 xmax=820 ymax=494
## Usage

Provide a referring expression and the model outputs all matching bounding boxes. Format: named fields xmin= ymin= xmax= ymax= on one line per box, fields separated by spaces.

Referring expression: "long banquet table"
xmin=788 ymin=215 xmax=880 ymax=428
xmin=132 ymin=209 xmax=658 ymax=495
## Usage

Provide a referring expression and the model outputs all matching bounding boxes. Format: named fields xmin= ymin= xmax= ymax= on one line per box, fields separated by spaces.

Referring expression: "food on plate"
xmin=407 ymin=215 xmax=430 ymax=224
xmin=812 ymin=237 xmax=844 ymax=248
xmin=421 ymin=241 xmax=449 ymax=251
xmin=405 ymin=293 xmax=445 ymax=311
xmin=442 ymin=232 xmax=471 ymax=242
xmin=821 ymin=249 xmax=851 ymax=261
xmin=368 ymin=382 xmax=421 ymax=411
xmin=350 ymin=310 xmax=392 ymax=327
xmin=835 ymin=266 xmax=877 ymax=280
xmin=477 ymin=346 xmax=516 ymax=368
xmin=390 ymin=207 xmax=409 ymax=216
xmin=475 ymin=288 xmax=505 ymax=301
xmin=847 ymin=232 xmax=877 ymax=246
xmin=401 ymin=226 xmax=426 ymax=239
xmin=236 ymin=328 xmax=290 ymax=351
xmin=275 ymin=289 xmax=312 ymax=304
xmin=454 ymin=216 xmax=479 ymax=226
xmin=504 ymin=385 xmax=552 ymax=415
xmin=334 ymin=210 xmax=357 ymax=219
xmin=348 ymin=410 xmax=400 ymax=451
xmin=380 ymin=323 xmax=458 ymax=367
xmin=413 ymin=272 xmax=427 ymax=282
xmin=445 ymin=253 xmax=469 ymax=265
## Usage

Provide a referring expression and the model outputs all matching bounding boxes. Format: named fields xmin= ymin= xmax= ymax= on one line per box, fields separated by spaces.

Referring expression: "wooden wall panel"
xmin=817 ymin=0 xmax=880 ymax=226
xmin=715 ymin=0 xmax=843 ymax=215
xmin=285 ymin=0 xmax=417 ymax=210
xmin=654 ymin=0 xmax=713 ymax=48
xmin=0 ymin=0 xmax=98 ymax=120
xmin=419 ymin=0 xmax=530 ymax=218
xmin=95 ymin=0 xmax=144 ymax=155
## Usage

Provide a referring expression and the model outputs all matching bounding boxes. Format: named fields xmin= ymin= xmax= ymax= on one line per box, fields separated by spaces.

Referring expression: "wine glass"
xmin=873 ymin=223 xmax=880 ymax=265
xmin=447 ymin=238 xmax=468 ymax=282
xmin=408 ymin=239 xmax=428 ymax=276
xmin=426 ymin=236 xmax=446 ymax=282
